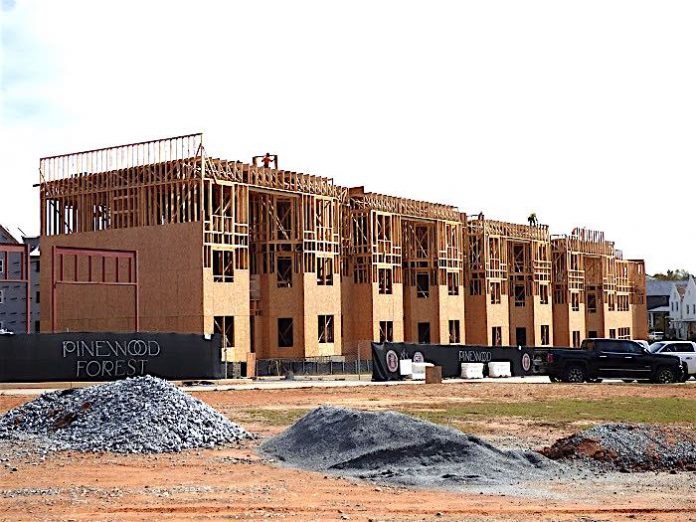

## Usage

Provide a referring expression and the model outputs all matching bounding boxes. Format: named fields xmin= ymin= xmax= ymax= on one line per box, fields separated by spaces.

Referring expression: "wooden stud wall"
xmin=40 ymin=135 xmax=204 ymax=236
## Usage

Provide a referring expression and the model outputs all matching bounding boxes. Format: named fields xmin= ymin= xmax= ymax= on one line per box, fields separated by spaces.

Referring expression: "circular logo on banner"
xmin=521 ymin=353 xmax=532 ymax=372
xmin=412 ymin=351 xmax=425 ymax=363
xmin=386 ymin=350 xmax=400 ymax=373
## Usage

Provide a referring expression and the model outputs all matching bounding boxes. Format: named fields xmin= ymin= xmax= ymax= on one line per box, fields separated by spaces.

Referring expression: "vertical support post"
xmin=224 ymin=344 xmax=228 ymax=380
xmin=357 ymin=342 xmax=362 ymax=381
xmin=133 ymin=250 xmax=139 ymax=332
xmin=25 ymin=244 xmax=30 ymax=334
xmin=51 ymin=246 xmax=56 ymax=333
xmin=199 ymin=143 xmax=206 ymax=269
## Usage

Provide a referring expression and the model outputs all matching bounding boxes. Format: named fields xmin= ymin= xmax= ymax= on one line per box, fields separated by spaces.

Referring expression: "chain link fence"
xmin=255 ymin=341 xmax=373 ymax=377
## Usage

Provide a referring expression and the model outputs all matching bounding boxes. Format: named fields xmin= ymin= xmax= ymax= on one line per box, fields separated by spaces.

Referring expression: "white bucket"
xmin=460 ymin=363 xmax=484 ymax=379
xmin=488 ymin=361 xmax=512 ymax=378
xmin=399 ymin=359 xmax=413 ymax=377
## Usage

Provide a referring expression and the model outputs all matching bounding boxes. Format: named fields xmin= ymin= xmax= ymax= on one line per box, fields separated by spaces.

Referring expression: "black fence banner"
xmin=0 ymin=332 xmax=225 ymax=382
xmin=371 ymin=342 xmax=535 ymax=381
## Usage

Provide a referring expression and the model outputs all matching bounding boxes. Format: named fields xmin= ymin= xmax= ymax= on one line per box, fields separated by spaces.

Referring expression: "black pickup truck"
xmin=544 ymin=338 xmax=685 ymax=383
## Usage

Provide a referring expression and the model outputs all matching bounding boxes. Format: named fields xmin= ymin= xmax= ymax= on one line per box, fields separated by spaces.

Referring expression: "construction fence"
xmin=255 ymin=340 xmax=373 ymax=377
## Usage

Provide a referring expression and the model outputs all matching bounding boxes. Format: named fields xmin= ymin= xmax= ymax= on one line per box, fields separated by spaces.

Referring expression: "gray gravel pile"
xmin=261 ymin=406 xmax=561 ymax=488
xmin=0 ymin=376 xmax=251 ymax=453
xmin=542 ymin=423 xmax=696 ymax=472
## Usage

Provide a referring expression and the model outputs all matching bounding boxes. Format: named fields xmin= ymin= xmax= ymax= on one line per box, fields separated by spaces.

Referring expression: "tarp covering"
xmin=0 ymin=332 xmax=225 ymax=382
xmin=371 ymin=342 xmax=535 ymax=381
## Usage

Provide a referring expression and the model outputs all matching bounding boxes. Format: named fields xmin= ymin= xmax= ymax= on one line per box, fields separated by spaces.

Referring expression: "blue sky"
xmin=1 ymin=0 xmax=695 ymax=274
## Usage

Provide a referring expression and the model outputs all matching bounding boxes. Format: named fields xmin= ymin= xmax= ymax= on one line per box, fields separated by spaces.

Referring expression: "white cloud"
xmin=1 ymin=0 xmax=695 ymax=273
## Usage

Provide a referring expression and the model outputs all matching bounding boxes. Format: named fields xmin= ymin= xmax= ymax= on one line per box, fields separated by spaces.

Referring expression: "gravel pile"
xmin=0 ymin=376 xmax=251 ymax=453
xmin=261 ymin=406 xmax=560 ymax=488
xmin=542 ymin=423 xmax=696 ymax=472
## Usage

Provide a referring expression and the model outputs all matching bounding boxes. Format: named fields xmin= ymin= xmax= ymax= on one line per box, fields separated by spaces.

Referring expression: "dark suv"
xmin=545 ymin=338 xmax=684 ymax=383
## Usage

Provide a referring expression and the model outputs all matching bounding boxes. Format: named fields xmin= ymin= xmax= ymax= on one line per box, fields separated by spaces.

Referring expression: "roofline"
xmin=39 ymin=132 xmax=203 ymax=161
xmin=0 ymin=224 xmax=21 ymax=244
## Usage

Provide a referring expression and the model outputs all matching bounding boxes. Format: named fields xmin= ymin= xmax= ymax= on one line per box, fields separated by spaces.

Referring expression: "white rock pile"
xmin=0 ymin=376 xmax=251 ymax=453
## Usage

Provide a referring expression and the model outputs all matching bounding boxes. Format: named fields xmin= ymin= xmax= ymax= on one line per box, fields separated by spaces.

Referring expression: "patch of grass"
xmin=399 ymin=397 xmax=696 ymax=426
xmin=240 ymin=408 xmax=310 ymax=426
xmin=230 ymin=397 xmax=696 ymax=431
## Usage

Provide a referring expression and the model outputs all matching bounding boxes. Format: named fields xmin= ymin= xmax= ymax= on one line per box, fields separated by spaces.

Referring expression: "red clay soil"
xmin=0 ymin=382 xmax=694 ymax=521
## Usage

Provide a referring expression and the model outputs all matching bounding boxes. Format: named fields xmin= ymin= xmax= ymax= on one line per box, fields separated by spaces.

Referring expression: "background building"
xmin=646 ymin=278 xmax=676 ymax=333
xmin=0 ymin=225 xmax=40 ymax=333
xmin=669 ymin=276 xmax=696 ymax=339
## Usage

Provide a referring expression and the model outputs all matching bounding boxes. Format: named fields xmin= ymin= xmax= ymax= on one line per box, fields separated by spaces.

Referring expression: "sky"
xmin=1 ymin=0 xmax=694 ymax=275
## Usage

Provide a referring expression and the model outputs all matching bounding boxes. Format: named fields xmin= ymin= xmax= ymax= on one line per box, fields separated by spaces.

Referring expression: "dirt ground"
xmin=1 ymin=381 xmax=695 ymax=521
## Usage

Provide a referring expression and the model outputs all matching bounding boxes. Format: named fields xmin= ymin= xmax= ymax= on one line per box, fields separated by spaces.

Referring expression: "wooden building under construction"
xmin=38 ymin=133 xmax=648 ymax=359
xmin=341 ymin=188 xmax=465 ymax=352
xmin=39 ymin=134 xmax=344 ymax=362
xmin=464 ymin=217 xmax=554 ymax=347
xmin=551 ymin=228 xmax=648 ymax=347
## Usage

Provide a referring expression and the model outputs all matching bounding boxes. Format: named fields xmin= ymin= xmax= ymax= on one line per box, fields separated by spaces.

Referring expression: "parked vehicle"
xmin=648 ymin=341 xmax=696 ymax=380
xmin=633 ymin=339 xmax=649 ymax=350
xmin=648 ymin=331 xmax=664 ymax=342
xmin=545 ymin=338 xmax=684 ymax=384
